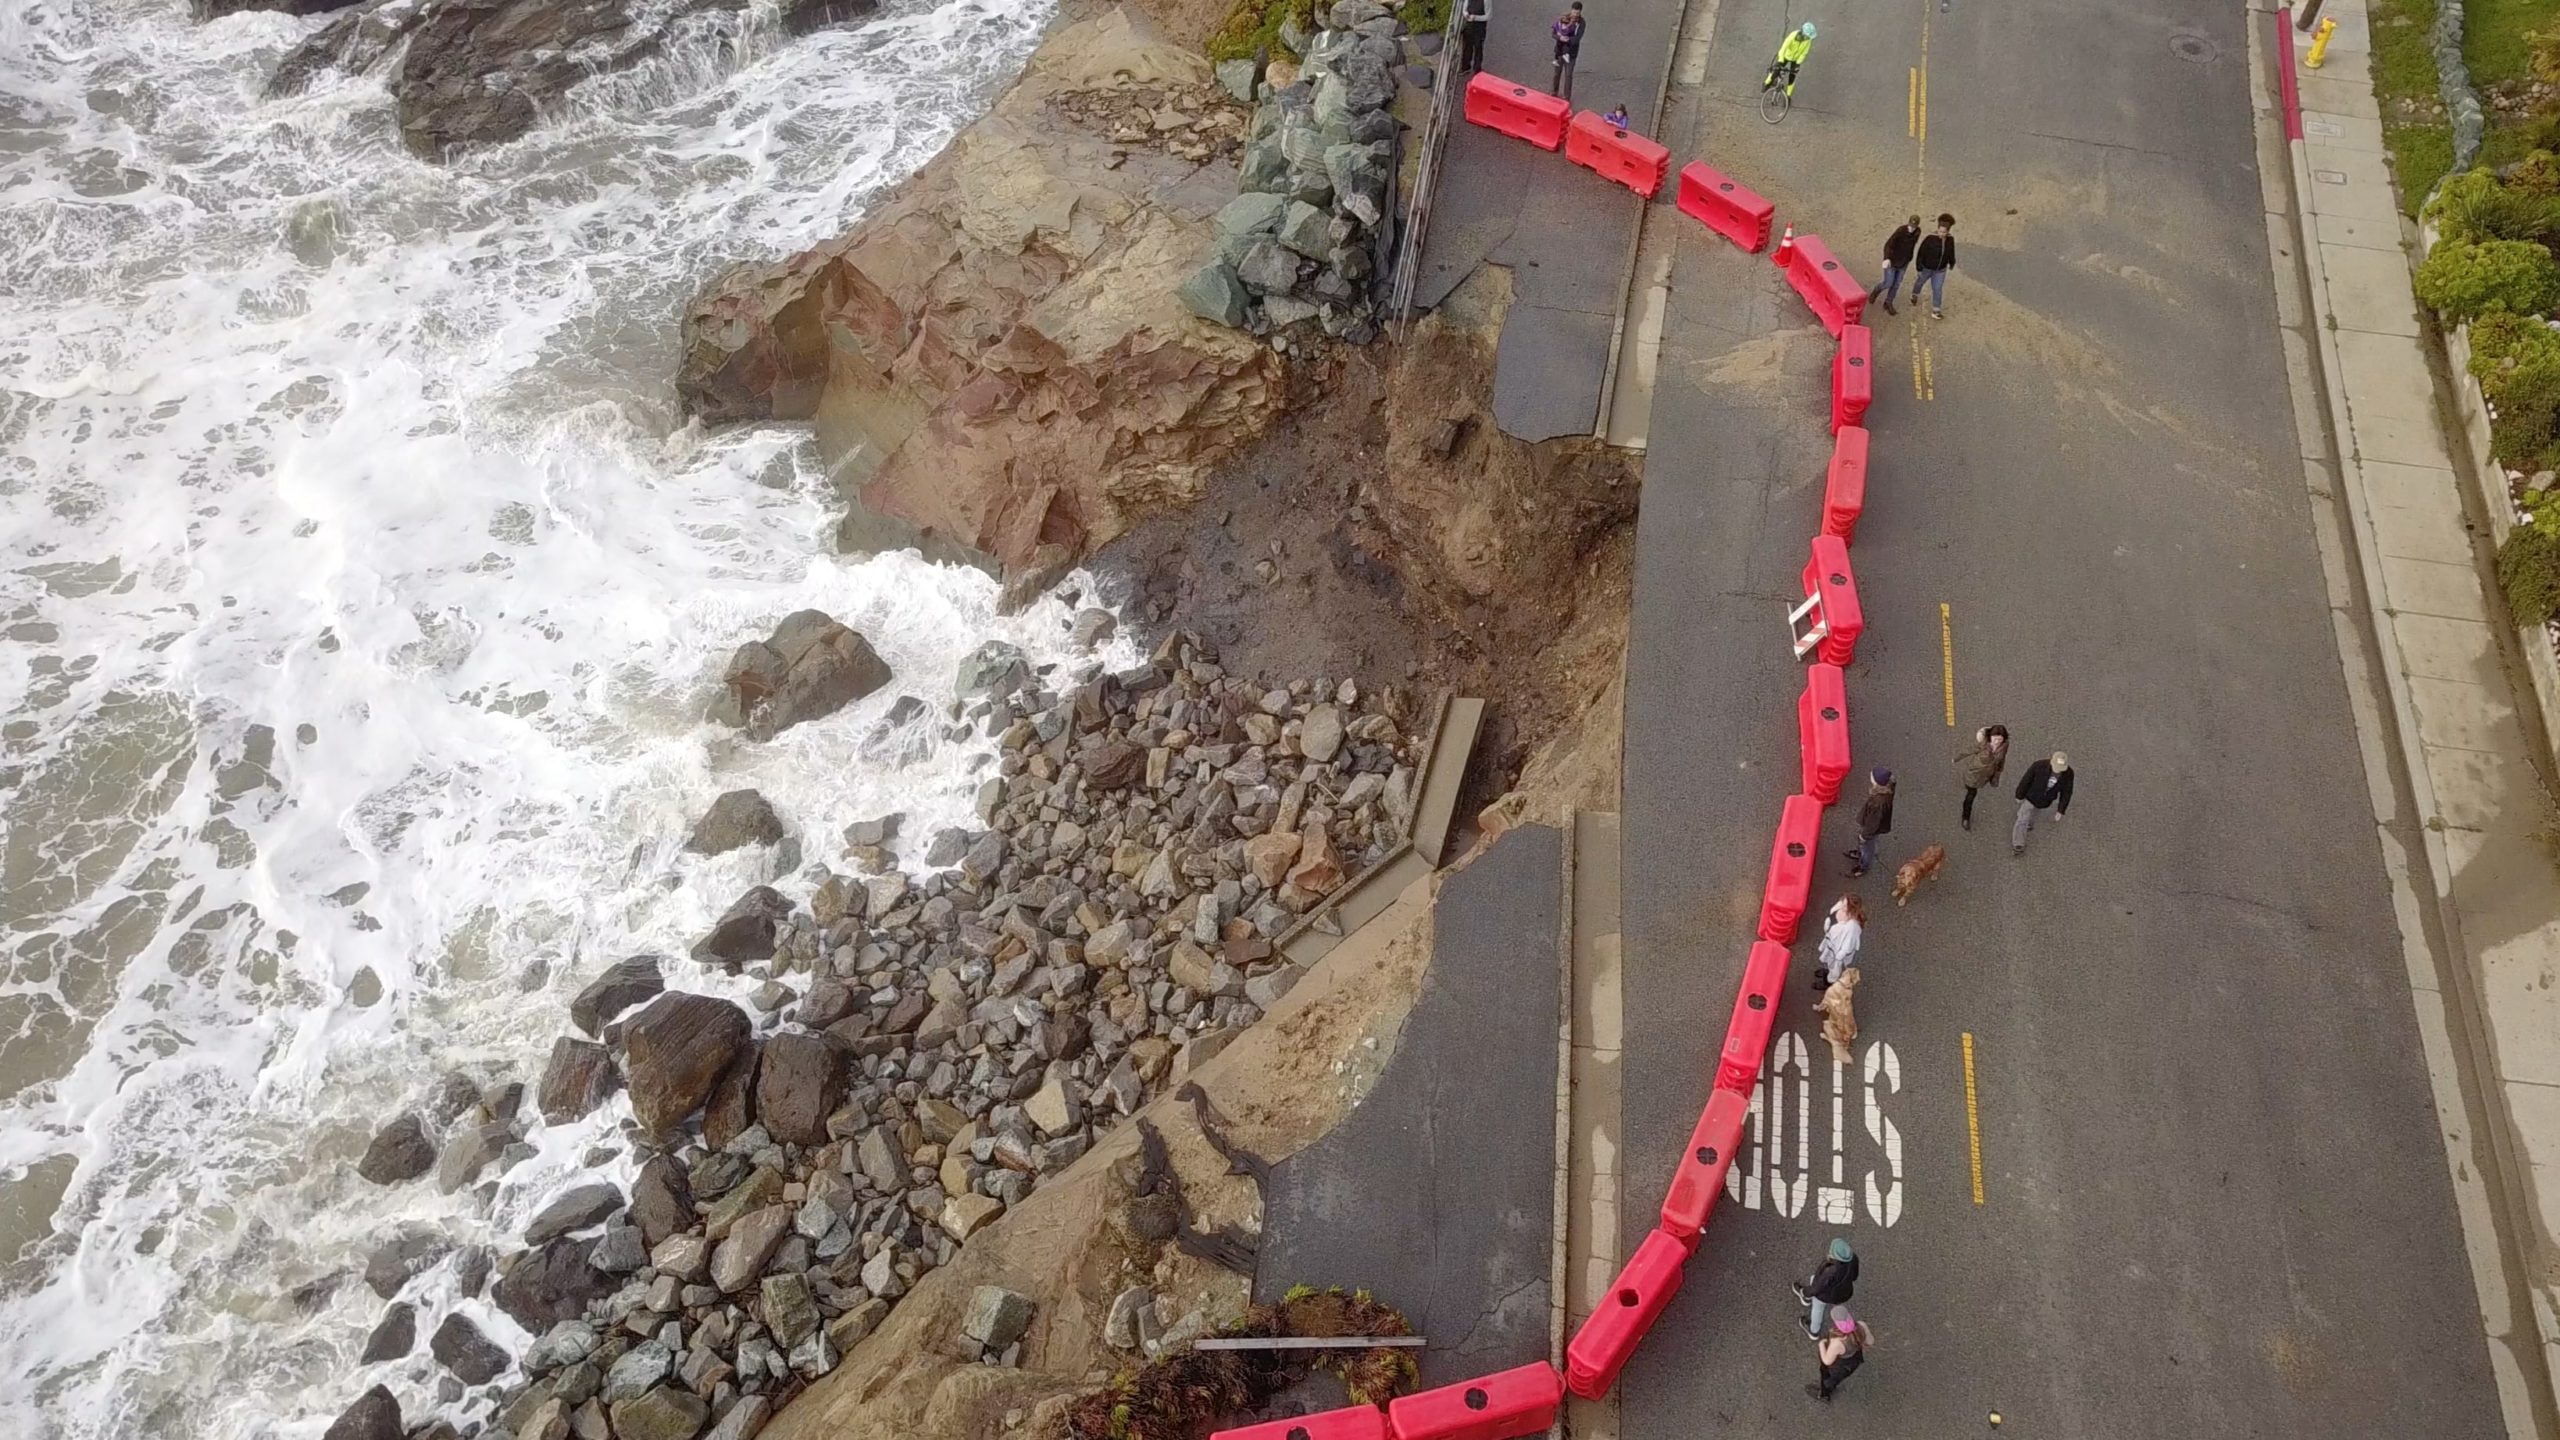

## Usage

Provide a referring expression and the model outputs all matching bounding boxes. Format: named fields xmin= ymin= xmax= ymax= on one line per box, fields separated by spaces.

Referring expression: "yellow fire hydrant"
xmin=2305 ymin=15 xmax=2338 ymax=68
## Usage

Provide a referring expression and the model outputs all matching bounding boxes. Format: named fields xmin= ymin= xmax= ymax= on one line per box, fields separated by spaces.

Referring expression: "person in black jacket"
xmin=1868 ymin=215 xmax=1922 ymax=316
xmin=1459 ymin=0 xmax=1490 ymax=73
xmin=1791 ymin=1236 xmax=1858 ymax=1337
xmin=1549 ymin=3 xmax=1584 ymax=99
xmin=1913 ymin=213 xmax=1956 ymax=318
xmin=1844 ymin=767 xmax=1895 ymax=877
xmin=2012 ymin=750 xmax=2074 ymax=856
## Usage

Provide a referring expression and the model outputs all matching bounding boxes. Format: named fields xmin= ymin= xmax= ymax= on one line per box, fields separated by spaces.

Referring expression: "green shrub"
xmin=2426 ymin=168 xmax=2560 ymax=244
xmin=2415 ymin=238 xmax=2560 ymax=322
xmin=1207 ymin=0 xmax=1312 ymax=63
xmin=2469 ymin=309 xmax=2556 ymax=374
xmin=2491 ymin=352 xmax=2560 ymax=465
xmin=2499 ymin=522 xmax=2560 ymax=625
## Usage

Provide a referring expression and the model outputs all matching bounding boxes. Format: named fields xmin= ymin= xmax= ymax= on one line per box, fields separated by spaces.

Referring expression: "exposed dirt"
xmin=1088 ymin=266 xmax=1637 ymax=839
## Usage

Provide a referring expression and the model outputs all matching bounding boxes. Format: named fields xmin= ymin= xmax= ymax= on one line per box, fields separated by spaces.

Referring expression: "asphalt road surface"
xmin=1614 ymin=0 xmax=2509 ymax=1433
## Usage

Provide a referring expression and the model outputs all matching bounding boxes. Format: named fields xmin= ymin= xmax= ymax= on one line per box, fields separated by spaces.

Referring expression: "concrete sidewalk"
xmin=2270 ymin=0 xmax=2560 ymax=1424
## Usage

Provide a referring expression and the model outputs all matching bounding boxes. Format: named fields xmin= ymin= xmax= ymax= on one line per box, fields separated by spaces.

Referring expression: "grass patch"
xmin=1397 ymin=0 xmax=1452 ymax=37
xmin=2368 ymin=0 xmax=2557 ymax=212
xmin=1208 ymin=0 xmax=1317 ymax=64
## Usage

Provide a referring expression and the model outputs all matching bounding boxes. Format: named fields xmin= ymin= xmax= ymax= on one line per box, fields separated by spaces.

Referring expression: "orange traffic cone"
xmin=1772 ymin=223 xmax=1796 ymax=267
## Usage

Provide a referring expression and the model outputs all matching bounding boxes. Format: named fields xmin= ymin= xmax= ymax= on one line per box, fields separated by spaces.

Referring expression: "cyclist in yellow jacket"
xmin=1766 ymin=22 xmax=1816 ymax=97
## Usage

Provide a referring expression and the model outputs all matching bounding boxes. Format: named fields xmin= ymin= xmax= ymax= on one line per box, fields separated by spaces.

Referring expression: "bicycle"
xmin=1761 ymin=60 xmax=1801 ymax=122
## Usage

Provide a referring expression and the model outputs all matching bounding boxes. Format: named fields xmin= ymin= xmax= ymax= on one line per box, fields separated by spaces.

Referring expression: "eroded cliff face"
xmin=677 ymin=6 xmax=1283 ymax=588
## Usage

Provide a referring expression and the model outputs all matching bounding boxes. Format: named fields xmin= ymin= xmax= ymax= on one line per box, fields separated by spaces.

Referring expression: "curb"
xmin=2266 ymin=6 xmax=2560 ymax=1427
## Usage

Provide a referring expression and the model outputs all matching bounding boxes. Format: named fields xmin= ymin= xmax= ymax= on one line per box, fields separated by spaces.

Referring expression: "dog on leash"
xmin=1891 ymin=843 xmax=1946 ymax=907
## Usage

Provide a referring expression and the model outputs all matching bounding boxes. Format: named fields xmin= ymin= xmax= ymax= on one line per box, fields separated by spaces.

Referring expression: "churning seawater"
xmin=0 ymin=0 xmax=1074 ymax=1433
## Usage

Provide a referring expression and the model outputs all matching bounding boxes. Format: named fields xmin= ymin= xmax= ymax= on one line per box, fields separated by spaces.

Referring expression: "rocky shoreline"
xmin=325 ymin=613 xmax=1425 ymax=1440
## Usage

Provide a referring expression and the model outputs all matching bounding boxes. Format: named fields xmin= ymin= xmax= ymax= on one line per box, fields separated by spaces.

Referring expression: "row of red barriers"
xmin=1213 ymin=1364 xmax=1563 ymax=1440
xmin=1214 ymin=140 xmax=1900 ymax=1439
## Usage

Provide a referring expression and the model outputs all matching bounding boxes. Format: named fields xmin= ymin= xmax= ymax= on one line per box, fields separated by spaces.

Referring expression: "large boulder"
xmin=672 ymin=7 xmax=1279 ymax=587
xmin=523 ymin=1182 xmax=625 ymax=1245
xmin=430 ymin=1312 xmax=509 ymax=1385
xmin=753 ymin=1032 xmax=850 ymax=1146
xmin=493 ymin=1235 xmax=616 ymax=1330
xmin=621 ymin=994 xmax=752 ymax=1135
xmin=199 ymin=0 xmax=363 ymax=18
xmin=355 ymin=1114 xmax=434 ymax=1185
xmin=685 ymin=789 xmax=787 ymax=855
xmin=321 ymin=1386 xmax=402 ymax=1440
xmin=393 ymin=0 xmax=760 ymax=159
xmin=536 ymin=1036 xmax=616 ymax=1124
xmin=264 ymin=0 xmax=436 ymax=99
xmin=569 ymin=955 xmax=663 ymax=1037
xmin=708 ymin=611 xmax=891 ymax=741
xmin=691 ymin=886 xmax=792 ymax=967
xmin=363 ymin=1228 xmax=449 ymax=1300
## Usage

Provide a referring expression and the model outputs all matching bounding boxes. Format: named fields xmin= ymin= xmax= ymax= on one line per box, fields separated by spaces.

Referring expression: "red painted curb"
xmin=2276 ymin=8 xmax=2304 ymax=142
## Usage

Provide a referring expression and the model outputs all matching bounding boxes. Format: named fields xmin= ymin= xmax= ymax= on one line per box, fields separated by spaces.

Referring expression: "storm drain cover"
xmin=2169 ymin=30 xmax=2220 ymax=62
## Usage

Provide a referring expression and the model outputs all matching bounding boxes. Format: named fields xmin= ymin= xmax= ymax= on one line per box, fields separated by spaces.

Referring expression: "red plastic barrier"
xmin=1563 ymin=1228 xmax=1690 ymax=1399
xmin=1802 ymin=535 xmax=1864 ymax=666
xmin=1781 ymin=235 xmax=1868 ymax=338
xmin=1831 ymin=325 xmax=1873 ymax=435
xmin=1717 ymin=940 xmax=1791 ymax=1093
xmin=1797 ymin=661 xmax=1851 ymax=804
xmin=1756 ymin=792 xmax=1822 ymax=944
xmin=1211 ymin=1406 xmax=1391 ymax=1440
xmin=1463 ymin=73 xmax=1571 ymax=151
xmin=1655 ymin=1089 xmax=1748 ymax=1245
xmin=1674 ymin=162 xmax=1774 ymax=253
xmin=1564 ymin=111 xmax=1671 ymax=198
xmin=1387 ymin=1361 xmax=1565 ymax=1440
xmin=1823 ymin=425 xmax=1870 ymax=541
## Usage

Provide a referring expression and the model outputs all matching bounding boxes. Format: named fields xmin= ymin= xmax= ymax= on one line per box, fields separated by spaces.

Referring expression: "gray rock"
xmin=828 ymin=1296 xmax=892 ymax=1352
xmin=538 ymin=1036 xmax=617 ymax=1125
xmin=955 ymin=641 xmax=1031 ymax=701
xmin=493 ymin=1234 xmax=616 ymax=1331
xmin=1324 ymin=142 xmax=1389 ymax=218
xmin=1235 ymin=237 xmax=1305 ymax=297
xmin=1069 ymin=609 xmax=1117 ymax=650
xmin=360 ymin=1302 xmax=416 ymax=1363
xmin=1299 ymin=703 xmax=1344 ymax=762
xmin=605 ymin=1340 xmax=675 ymax=1403
xmin=710 ymin=1204 xmax=793 ymax=1291
xmin=322 ymin=1386 xmax=402 ymax=1440
xmin=1262 ymin=295 xmax=1322 ymax=328
xmin=526 ymin=1319 xmax=602 ymax=1373
xmin=856 ymin=1127 xmax=907 ymax=1193
xmin=591 ymin=1223 xmax=647 ymax=1274
xmin=1216 ymin=56 xmax=1260 ymax=101
xmin=516 ymin=1398 xmax=573 ymax=1440
xmin=788 ymin=1325 xmax=839 ymax=1377
xmin=571 ymin=955 xmax=665 ymax=1037
xmin=364 ymin=1229 xmax=450 ymax=1300
xmin=355 ymin=1114 xmax=434 ymax=1186
xmin=629 ymin=1155 xmax=697 ymax=1247
xmin=1276 ymin=200 xmax=1333 ymax=259
xmin=686 ymin=789 xmax=787 ymax=855
xmin=1104 ymin=1285 xmax=1152 ymax=1349
xmin=701 ymin=1395 xmax=773 ymax=1440
xmin=754 ymin=1032 xmax=849 ymax=1147
xmin=1245 ymin=966 xmax=1304 ymax=1010
xmin=691 ymin=886 xmax=792 ymax=968
xmin=651 ymin=1231 xmax=713 ymax=1284
xmin=761 ymin=1271 xmax=820 ymax=1347
xmin=434 ymin=1119 xmax=513 ymax=1194
xmin=622 ymin=993 xmax=753 ymax=1134
xmin=960 ymin=1285 xmax=1035 ymax=1351
xmin=525 ymin=1182 xmax=626 ymax=1245
xmin=1212 ymin=190 xmax=1290 ymax=240
xmin=1239 ymin=131 xmax=1291 ymax=192
xmin=429 ymin=1311 xmax=509 ymax=1385
xmin=609 ymin=1385 xmax=709 ymax=1440
xmin=710 ymin=611 xmax=892 ymax=742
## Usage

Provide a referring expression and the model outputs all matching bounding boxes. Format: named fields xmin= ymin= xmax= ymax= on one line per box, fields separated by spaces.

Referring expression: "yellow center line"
xmin=1963 ymin=1031 xmax=1985 ymax=1205
xmin=1939 ymin=602 xmax=1955 ymax=725
xmin=1908 ymin=67 xmax=1918 ymax=137
xmin=1913 ymin=4 xmax=1931 ymax=195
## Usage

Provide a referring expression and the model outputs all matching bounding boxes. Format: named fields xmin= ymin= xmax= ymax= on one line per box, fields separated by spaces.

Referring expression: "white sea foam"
xmin=0 ymin=0 xmax=1076 ymax=1433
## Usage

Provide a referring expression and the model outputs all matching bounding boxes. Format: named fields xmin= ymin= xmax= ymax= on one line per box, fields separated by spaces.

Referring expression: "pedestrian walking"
xmin=1913 ymin=213 xmax=1956 ymax=319
xmin=1814 ymin=894 xmax=1865 ymax=991
xmin=1808 ymin=1308 xmax=1873 ymax=1401
xmin=1818 ymin=967 xmax=1860 ymax=1066
xmin=1790 ymin=1236 xmax=1858 ymax=1337
xmin=1953 ymin=723 xmax=2009 ymax=830
xmin=1459 ymin=0 xmax=1490 ymax=73
xmin=1843 ymin=767 xmax=1894 ymax=877
xmin=1867 ymin=215 xmax=1922 ymax=316
xmin=2011 ymin=750 xmax=2075 ymax=856
xmin=1549 ymin=2 xmax=1584 ymax=100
